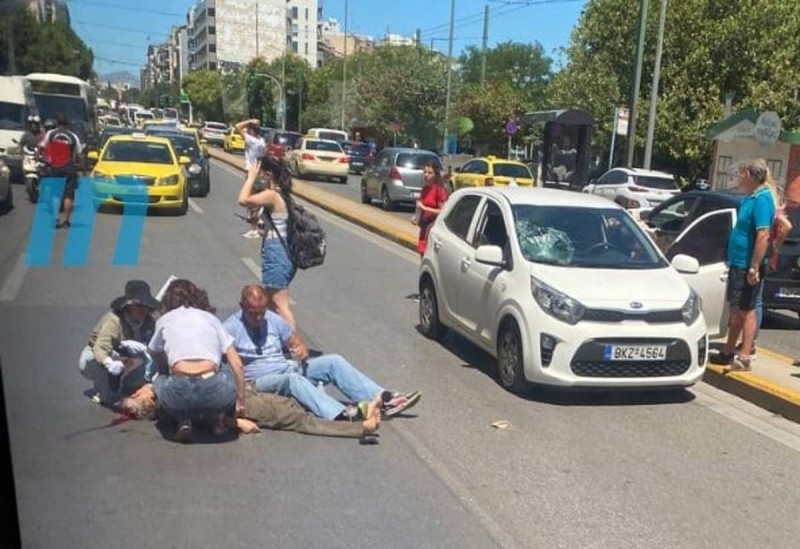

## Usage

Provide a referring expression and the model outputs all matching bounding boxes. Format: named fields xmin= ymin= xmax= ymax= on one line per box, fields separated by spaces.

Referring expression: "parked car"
xmin=452 ymin=156 xmax=535 ymax=190
xmin=360 ymin=148 xmax=443 ymax=210
xmin=265 ymin=130 xmax=302 ymax=163
xmin=0 ymin=157 xmax=12 ymax=213
xmin=285 ymin=138 xmax=349 ymax=183
xmin=642 ymin=190 xmax=800 ymax=319
xmin=418 ymin=187 xmax=711 ymax=392
xmin=200 ymin=122 xmax=227 ymax=146
xmin=223 ymin=127 xmax=245 ymax=153
xmin=584 ymin=167 xmax=679 ymax=210
xmin=341 ymin=140 xmax=373 ymax=174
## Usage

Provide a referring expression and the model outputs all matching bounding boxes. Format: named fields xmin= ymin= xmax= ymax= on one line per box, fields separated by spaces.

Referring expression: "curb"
xmin=209 ymin=149 xmax=800 ymax=423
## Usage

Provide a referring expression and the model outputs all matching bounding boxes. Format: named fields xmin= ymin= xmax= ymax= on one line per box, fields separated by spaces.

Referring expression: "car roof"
xmin=611 ymin=167 xmax=674 ymax=178
xmin=460 ymin=187 xmax=627 ymax=209
xmin=684 ymin=190 xmax=744 ymax=203
xmin=304 ymin=138 xmax=342 ymax=144
xmin=381 ymin=147 xmax=439 ymax=155
xmin=472 ymin=156 xmax=527 ymax=166
xmin=106 ymin=134 xmax=173 ymax=146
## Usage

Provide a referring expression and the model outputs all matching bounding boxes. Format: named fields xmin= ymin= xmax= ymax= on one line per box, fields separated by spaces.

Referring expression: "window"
xmin=767 ymin=159 xmax=783 ymax=182
xmin=208 ymin=44 xmax=216 ymax=53
xmin=207 ymin=8 xmax=215 ymax=16
xmin=396 ymin=153 xmax=440 ymax=170
xmin=291 ymin=41 xmax=299 ymax=53
xmin=473 ymin=201 xmax=508 ymax=249
xmin=492 ymin=163 xmax=531 ymax=179
xmin=475 ymin=161 xmax=489 ymax=175
xmin=305 ymin=42 xmax=309 ymax=55
xmin=445 ymin=195 xmax=482 ymax=241
xmin=460 ymin=161 xmax=477 ymax=174
xmin=610 ymin=170 xmax=628 ymax=185
xmin=716 ymin=155 xmax=732 ymax=186
xmin=667 ymin=211 xmax=733 ymax=265
xmin=305 ymin=7 xmax=309 ymax=20
xmin=291 ymin=6 xmax=299 ymax=18
xmin=208 ymin=26 xmax=216 ymax=35
xmin=634 ymin=175 xmax=677 ymax=190
xmin=647 ymin=197 xmax=698 ymax=234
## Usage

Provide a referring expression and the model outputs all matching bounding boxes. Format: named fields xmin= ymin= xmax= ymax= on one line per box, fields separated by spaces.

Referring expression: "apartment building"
xmin=0 ymin=0 xmax=70 ymax=24
xmin=169 ymin=25 xmax=190 ymax=84
xmin=286 ymin=0 xmax=319 ymax=67
xmin=318 ymin=18 xmax=375 ymax=61
xmin=141 ymin=42 xmax=171 ymax=90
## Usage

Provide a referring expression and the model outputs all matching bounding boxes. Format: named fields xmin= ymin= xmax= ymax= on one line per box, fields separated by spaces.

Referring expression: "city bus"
xmin=24 ymin=73 xmax=98 ymax=147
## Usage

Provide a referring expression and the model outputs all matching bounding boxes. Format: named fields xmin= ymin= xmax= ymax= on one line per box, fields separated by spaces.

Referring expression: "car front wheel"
xmin=497 ymin=319 xmax=527 ymax=393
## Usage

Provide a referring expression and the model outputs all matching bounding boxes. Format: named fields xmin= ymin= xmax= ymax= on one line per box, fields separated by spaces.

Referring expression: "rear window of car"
xmin=206 ymin=123 xmax=227 ymax=130
xmin=273 ymin=132 xmax=301 ymax=146
xmin=306 ymin=140 xmax=343 ymax=152
xmin=317 ymin=131 xmax=346 ymax=142
xmin=493 ymin=163 xmax=531 ymax=179
xmin=635 ymin=176 xmax=677 ymax=190
xmin=396 ymin=153 xmax=441 ymax=170
xmin=347 ymin=143 xmax=371 ymax=155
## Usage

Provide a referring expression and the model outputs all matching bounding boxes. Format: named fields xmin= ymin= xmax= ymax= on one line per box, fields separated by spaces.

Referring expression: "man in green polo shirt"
xmin=712 ymin=158 xmax=775 ymax=371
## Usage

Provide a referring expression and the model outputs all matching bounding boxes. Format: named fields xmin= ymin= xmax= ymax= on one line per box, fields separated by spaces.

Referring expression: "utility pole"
xmin=340 ymin=0 xmax=348 ymax=132
xmin=442 ymin=0 xmax=455 ymax=155
xmin=298 ymin=70 xmax=303 ymax=133
xmin=281 ymin=50 xmax=286 ymax=130
xmin=6 ymin=20 xmax=16 ymax=75
xmin=480 ymin=5 xmax=489 ymax=89
xmin=643 ymin=0 xmax=667 ymax=170
xmin=415 ymin=28 xmax=421 ymax=48
xmin=625 ymin=0 xmax=648 ymax=168
xmin=255 ymin=0 xmax=259 ymax=58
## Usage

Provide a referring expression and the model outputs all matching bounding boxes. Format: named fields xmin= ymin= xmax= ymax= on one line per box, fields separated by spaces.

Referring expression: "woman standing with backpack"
xmin=238 ymin=156 xmax=298 ymax=330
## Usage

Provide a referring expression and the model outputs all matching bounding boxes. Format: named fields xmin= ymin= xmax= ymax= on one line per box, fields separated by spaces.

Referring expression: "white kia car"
xmin=583 ymin=167 xmax=679 ymax=210
xmin=418 ymin=187 xmax=712 ymax=392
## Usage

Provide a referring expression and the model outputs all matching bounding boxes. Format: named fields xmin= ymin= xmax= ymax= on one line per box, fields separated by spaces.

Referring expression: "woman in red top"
xmin=414 ymin=161 xmax=449 ymax=256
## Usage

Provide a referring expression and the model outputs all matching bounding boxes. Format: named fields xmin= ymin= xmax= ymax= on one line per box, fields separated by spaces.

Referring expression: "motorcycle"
xmin=12 ymin=138 xmax=44 ymax=203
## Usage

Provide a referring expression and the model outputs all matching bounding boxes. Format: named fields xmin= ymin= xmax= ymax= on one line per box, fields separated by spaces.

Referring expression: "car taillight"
xmin=301 ymin=153 xmax=315 ymax=161
xmin=339 ymin=156 xmax=350 ymax=163
xmin=629 ymin=185 xmax=649 ymax=193
xmin=389 ymin=167 xmax=402 ymax=180
xmin=484 ymin=177 xmax=494 ymax=186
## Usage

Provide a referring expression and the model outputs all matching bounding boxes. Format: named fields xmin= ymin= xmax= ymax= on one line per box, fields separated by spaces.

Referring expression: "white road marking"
xmin=188 ymin=199 xmax=204 ymax=214
xmin=240 ymin=257 xmax=296 ymax=305
xmin=0 ymin=254 xmax=28 ymax=302
xmin=693 ymin=382 xmax=800 ymax=453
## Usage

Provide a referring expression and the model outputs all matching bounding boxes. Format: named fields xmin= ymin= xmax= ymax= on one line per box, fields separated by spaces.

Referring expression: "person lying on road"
xmin=78 ymin=280 xmax=159 ymax=407
xmin=222 ymin=285 xmax=421 ymax=421
xmin=122 ymin=384 xmax=381 ymax=439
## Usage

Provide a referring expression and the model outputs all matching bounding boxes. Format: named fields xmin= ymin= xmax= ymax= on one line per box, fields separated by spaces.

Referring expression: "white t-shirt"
xmin=244 ymin=133 xmax=266 ymax=170
xmin=148 ymin=306 xmax=234 ymax=367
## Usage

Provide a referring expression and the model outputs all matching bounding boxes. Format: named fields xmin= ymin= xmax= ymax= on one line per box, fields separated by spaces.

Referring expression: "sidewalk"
xmin=210 ymin=148 xmax=800 ymax=423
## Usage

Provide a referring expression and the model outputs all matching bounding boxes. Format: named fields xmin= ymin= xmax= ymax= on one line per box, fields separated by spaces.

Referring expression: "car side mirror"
xmin=475 ymin=245 xmax=506 ymax=267
xmin=87 ymin=151 xmax=99 ymax=161
xmin=179 ymin=156 xmax=191 ymax=165
xmin=671 ymin=254 xmax=699 ymax=275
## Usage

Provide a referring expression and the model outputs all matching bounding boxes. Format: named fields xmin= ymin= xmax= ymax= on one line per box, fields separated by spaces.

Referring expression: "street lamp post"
xmin=442 ymin=0 xmax=455 ymax=156
xmin=341 ymin=0 xmax=348 ymax=132
xmin=252 ymin=72 xmax=284 ymax=129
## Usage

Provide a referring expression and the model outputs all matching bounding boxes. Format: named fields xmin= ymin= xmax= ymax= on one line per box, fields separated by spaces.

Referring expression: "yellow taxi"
xmin=452 ymin=156 xmax=535 ymax=189
xmin=86 ymin=134 xmax=191 ymax=215
xmin=223 ymin=127 xmax=245 ymax=153
xmin=182 ymin=127 xmax=209 ymax=157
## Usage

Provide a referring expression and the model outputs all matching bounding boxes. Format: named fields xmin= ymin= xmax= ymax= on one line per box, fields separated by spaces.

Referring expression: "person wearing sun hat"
xmin=78 ymin=280 xmax=160 ymax=406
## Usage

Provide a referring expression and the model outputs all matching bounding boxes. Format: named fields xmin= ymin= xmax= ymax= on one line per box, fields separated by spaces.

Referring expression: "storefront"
xmin=707 ymin=109 xmax=800 ymax=191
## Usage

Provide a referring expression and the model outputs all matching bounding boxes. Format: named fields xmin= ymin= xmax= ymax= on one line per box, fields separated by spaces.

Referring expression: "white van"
xmin=306 ymin=127 xmax=349 ymax=143
xmin=0 ymin=76 xmax=38 ymax=177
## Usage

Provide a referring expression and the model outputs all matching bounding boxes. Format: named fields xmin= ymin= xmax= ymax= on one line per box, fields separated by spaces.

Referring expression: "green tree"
xmin=182 ymin=70 xmax=223 ymax=122
xmin=456 ymin=82 xmax=526 ymax=154
xmin=459 ymin=41 xmax=552 ymax=107
xmin=1 ymin=9 xmax=93 ymax=79
xmin=551 ymin=0 xmax=800 ymax=178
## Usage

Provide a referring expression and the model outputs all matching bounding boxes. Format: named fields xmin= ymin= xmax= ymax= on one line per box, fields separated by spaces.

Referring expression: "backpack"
xmin=43 ymin=129 xmax=77 ymax=168
xmin=265 ymin=194 xmax=327 ymax=270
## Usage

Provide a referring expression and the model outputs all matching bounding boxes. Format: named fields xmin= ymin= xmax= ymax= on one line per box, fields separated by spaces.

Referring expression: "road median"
xmin=209 ymin=147 xmax=800 ymax=423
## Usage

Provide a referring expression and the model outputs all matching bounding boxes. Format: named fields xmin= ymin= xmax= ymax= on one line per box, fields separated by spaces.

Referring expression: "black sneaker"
xmin=710 ymin=351 xmax=735 ymax=366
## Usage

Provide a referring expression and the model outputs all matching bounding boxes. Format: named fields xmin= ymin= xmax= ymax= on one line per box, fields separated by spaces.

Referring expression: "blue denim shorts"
xmin=153 ymin=363 xmax=237 ymax=420
xmin=261 ymin=237 xmax=296 ymax=289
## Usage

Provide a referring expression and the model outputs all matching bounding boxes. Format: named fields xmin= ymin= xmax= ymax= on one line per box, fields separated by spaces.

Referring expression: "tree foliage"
xmin=456 ymin=82 xmax=526 ymax=155
xmin=550 ymin=0 xmax=800 ymax=177
xmin=181 ymin=70 xmax=223 ymax=122
xmin=0 ymin=8 xmax=93 ymax=80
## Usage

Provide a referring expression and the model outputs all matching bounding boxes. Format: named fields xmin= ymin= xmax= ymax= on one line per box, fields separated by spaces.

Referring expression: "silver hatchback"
xmin=360 ymin=148 xmax=442 ymax=210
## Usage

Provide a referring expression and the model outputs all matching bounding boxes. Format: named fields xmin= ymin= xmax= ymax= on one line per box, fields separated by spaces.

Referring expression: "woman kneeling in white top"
xmin=148 ymin=279 xmax=247 ymax=443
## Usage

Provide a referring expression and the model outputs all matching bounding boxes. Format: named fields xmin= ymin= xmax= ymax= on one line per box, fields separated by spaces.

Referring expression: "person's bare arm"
xmin=224 ymin=346 xmax=247 ymax=416
xmin=286 ymin=333 xmax=309 ymax=362
xmin=748 ymin=229 xmax=770 ymax=285
xmin=238 ymin=162 xmax=277 ymax=208
xmin=235 ymin=118 xmax=259 ymax=137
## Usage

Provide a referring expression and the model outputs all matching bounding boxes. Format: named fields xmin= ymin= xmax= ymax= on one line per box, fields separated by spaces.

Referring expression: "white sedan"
xmin=286 ymin=138 xmax=350 ymax=183
xmin=418 ymin=187 xmax=715 ymax=392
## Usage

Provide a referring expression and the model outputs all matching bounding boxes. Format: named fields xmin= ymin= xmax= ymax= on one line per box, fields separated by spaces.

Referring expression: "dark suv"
xmin=643 ymin=190 xmax=800 ymax=317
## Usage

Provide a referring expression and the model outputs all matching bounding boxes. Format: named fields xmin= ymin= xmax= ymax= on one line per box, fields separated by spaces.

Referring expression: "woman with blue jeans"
xmin=238 ymin=156 xmax=297 ymax=331
xmin=148 ymin=279 xmax=247 ymax=443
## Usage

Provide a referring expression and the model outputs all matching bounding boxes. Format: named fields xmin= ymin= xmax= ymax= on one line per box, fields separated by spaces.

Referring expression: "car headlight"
xmin=158 ymin=174 xmax=180 ymax=186
xmin=188 ymin=164 xmax=202 ymax=175
xmin=531 ymin=277 xmax=586 ymax=325
xmin=681 ymin=289 xmax=702 ymax=326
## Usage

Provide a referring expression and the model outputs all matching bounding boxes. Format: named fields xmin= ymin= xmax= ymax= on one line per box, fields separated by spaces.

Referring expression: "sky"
xmin=66 ymin=0 xmax=588 ymax=78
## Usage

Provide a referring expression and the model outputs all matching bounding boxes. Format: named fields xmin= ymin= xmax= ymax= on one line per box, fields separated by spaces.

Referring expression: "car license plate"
xmin=603 ymin=345 xmax=666 ymax=361
xmin=777 ymin=287 xmax=800 ymax=298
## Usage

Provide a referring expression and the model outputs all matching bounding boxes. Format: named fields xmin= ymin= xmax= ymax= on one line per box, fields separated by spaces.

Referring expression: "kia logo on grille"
xmin=630 ymin=302 xmax=643 ymax=309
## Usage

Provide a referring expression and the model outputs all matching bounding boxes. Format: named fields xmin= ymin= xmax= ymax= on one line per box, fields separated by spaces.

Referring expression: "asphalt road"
xmin=1 ymin=162 xmax=800 ymax=548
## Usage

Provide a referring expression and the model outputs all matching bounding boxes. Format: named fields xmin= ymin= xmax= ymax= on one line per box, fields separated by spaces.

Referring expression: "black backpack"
xmin=265 ymin=194 xmax=327 ymax=270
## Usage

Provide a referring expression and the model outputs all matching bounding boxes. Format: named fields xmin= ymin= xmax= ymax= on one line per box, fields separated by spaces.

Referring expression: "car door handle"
xmin=461 ymin=257 xmax=471 ymax=270
xmin=432 ymin=238 xmax=442 ymax=251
